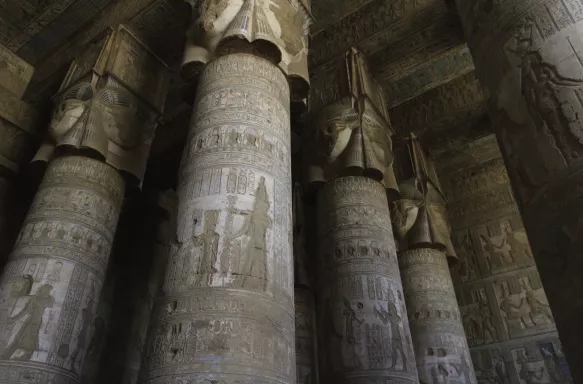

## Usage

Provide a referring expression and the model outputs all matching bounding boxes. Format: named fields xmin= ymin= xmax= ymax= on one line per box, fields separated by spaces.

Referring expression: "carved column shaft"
xmin=295 ymin=286 xmax=318 ymax=384
xmin=454 ymin=0 xmax=583 ymax=378
xmin=316 ymin=177 xmax=418 ymax=383
xmin=0 ymin=156 xmax=124 ymax=383
xmin=140 ymin=53 xmax=296 ymax=383
xmin=399 ymin=248 xmax=476 ymax=384
xmin=0 ymin=25 xmax=168 ymax=384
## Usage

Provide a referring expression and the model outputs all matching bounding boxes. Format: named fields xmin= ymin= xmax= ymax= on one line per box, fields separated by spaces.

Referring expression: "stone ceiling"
xmin=4 ymin=0 xmax=493 ymax=172
xmin=309 ymin=0 xmax=492 ymax=165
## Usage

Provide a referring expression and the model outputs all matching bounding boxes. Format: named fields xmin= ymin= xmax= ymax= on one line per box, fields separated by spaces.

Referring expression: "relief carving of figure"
xmin=504 ymin=228 xmax=532 ymax=263
xmin=69 ymin=286 xmax=95 ymax=373
xmin=525 ymin=290 xmax=553 ymax=325
xmin=478 ymin=297 xmax=498 ymax=343
xmin=499 ymin=288 xmax=532 ymax=332
xmin=431 ymin=364 xmax=450 ymax=384
xmin=2 ymin=278 xmax=54 ymax=361
xmin=375 ymin=301 xmax=406 ymax=370
xmin=480 ymin=234 xmax=512 ymax=270
xmin=506 ymin=19 xmax=583 ymax=163
xmin=191 ymin=210 xmax=220 ymax=287
xmin=232 ymin=177 xmax=272 ymax=291
xmin=342 ymin=298 xmax=364 ymax=369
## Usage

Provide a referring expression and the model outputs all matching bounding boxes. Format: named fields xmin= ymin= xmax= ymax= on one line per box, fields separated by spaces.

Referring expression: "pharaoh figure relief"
xmin=182 ymin=0 xmax=312 ymax=100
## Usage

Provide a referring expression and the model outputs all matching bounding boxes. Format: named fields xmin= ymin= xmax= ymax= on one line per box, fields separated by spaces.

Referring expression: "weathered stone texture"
xmin=141 ymin=53 xmax=295 ymax=383
xmin=399 ymin=248 xmax=476 ymax=384
xmin=436 ymin=138 xmax=572 ymax=384
xmin=0 ymin=156 xmax=124 ymax=384
xmin=316 ymin=177 xmax=418 ymax=383
xmin=296 ymin=287 xmax=318 ymax=384
xmin=454 ymin=0 xmax=583 ymax=379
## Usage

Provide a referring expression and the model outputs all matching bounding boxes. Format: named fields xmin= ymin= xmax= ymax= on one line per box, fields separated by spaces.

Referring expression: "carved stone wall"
xmin=0 ymin=44 xmax=39 ymax=260
xmin=436 ymin=136 xmax=572 ymax=384
xmin=316 ymin=177 xmax=418 ymax=383
xmin=140 ymin=53 xmax=296 ymax=383
xmin=0 ymin=156 xmax=124 ymax=383
xmin=453 ymin=1 xmax=583 ymax=379
xmin=399 ymin=248 xmax=476 ymax=384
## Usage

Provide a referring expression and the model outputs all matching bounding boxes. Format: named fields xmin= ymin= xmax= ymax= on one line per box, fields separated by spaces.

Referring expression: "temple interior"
xmin=0 ymin=0 xmax=580 ymax=383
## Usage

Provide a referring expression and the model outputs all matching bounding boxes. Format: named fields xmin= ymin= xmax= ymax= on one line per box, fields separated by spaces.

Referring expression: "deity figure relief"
xmin=431 ymin=364 xmax=449 ymax=384
xmin=69 ymin=286 xmax=95 ymax=373
xmin=342 ymin=298 xmax=364 ymax=369
xmin=2 ymin=278 xmax=54 ymax=361
xmin=480 ymin=234 xmax=512 ymax=270
xmin=525 ymin=290 xmax=553 ymax=325
xmin=375 ymin=301 xmax=406 ymax=370
xmin=191 ymin=210 xmax=220 ymax=287
xmin=499 ymin=288 xmax=532 ymax=332
xmin=46 ymin=262 xmax=63 ymax=285
xmin=232 ymin=177 xmax=272 ymax=291
xmin=503 ymin=227 xmax=532 ymax=263
xmin=478 ymin=297 xmax=498 ymax=343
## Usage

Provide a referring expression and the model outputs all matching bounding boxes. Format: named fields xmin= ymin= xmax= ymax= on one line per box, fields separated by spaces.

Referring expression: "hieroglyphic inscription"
xmin=316 ymin=177 xmax=418 ymax=383
xmin=399 ymin=248 xmax=476 ymax=384
xmin=0 ymin=156 xmax=124 ymax=383
xmin=141 ymin=53 xmax=295 ymax=383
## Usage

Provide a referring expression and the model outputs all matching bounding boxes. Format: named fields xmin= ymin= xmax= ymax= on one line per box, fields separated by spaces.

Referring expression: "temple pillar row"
xmin=139 ymin=0 xmax=312 ymax=382
xmin=0 ymin=25 xmax=168 ymax=384
xmin=305 ymin=48 xmax=418 ymax=383
xmin=392 ymin=136 xmax=477 ymax=384
xmin=454 ymin=0 xmax=583 ymax=380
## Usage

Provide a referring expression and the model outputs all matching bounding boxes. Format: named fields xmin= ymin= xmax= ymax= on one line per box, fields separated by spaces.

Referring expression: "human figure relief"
xmin=2 ymin=278 xmax=54 ymax=361
xmin=192 ymin=210 xmax=220 ymax=287
xmin=499 ymin=289 xmax=531 ymax=332
xmin=69 ymin=285 xmax=95 ymax=373
xmin=477 ymin=296 xmax=498 ymax=343
xmin=342 ymin=298 xmax=364 ymax=369
xmin=431 ymin=364 xmax=450 ymax=384
xmin=525 ymin=290 xmax=553 ymax=325
xmin=507 ymin=19 xmax=583 ymax=162
xmin=480 ymin=234 xmax=511 ymax=270
xmin=504 ymin=227 xmax=532 ymax=263
xmin=375 ymin=301 xmax=407 ymax=370
xmin=232 ymin=177 xmax=272 ymax=291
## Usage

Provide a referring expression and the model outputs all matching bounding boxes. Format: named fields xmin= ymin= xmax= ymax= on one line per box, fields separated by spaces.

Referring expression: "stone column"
xmin=399 ymin=249 xmax=476 ymax=384
xmin=293 ymin=182 xmax=319 ymax=384
xmin=0 ymin=25 xmax=168 ymax=384
xmin=392 ymin=137 xmax=476 ymax=384
xmin=306 ymin=48 xmax=417 ymax=383
xmin=453 ymin=1 xmax=583 ymax=378
xmin=0 ymin=44 xmax=39 ymax=259
xmin=316 ymin=177 xmax=417 ymax=383
xmin=139 ymin=1 xmax=312 ymax=383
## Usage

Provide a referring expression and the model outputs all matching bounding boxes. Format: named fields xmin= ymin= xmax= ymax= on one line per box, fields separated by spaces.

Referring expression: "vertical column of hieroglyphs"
xmin=139 ymin=1 xmax=312 ymax=383
xmin=392 ymin=136 xmax=476 ymax=384
xmin=293 ymin=181 xmax=319 ymax=384
xmin=437 ymin=135 xmax=573 ymax=384
xmin=305 ymin=48 xmax=418 ymax=383
xmin=0 ymin=44 xmax=38 ymax=259
xmin=0 ymin=25 xmax=168 ymax=384
xmin=454 ymin=0 xmax=583 ymax=379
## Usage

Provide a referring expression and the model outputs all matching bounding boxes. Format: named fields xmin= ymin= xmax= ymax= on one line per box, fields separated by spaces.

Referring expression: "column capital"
xmin=392 ymin=135 xmax=456 ymax=260
xmin=304 ymin=48 xmax=398 ymax=193
xmin=33 ymin=25 xmax=170 ymax=185
xmin=181 ymin=0 xmax=313 ymax=101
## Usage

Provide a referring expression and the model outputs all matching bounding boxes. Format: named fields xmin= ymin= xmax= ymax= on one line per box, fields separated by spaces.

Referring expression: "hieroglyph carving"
xmin=0 ymin=156 xmax=124 ymax=384
xmin=182 ymin=0 xmax=312 ymax=100
xmin=399 ymin=248 xmax=477 ymax=384
xmin=33 ymin=25 xmax=168 ymax=184
xmin=306 ymin=48 xmax=398 ymax=192
xmin=316 ymin=177 xmax=418 ymax=383
xmin=141 ymin=53 xmax=295 ymax=384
